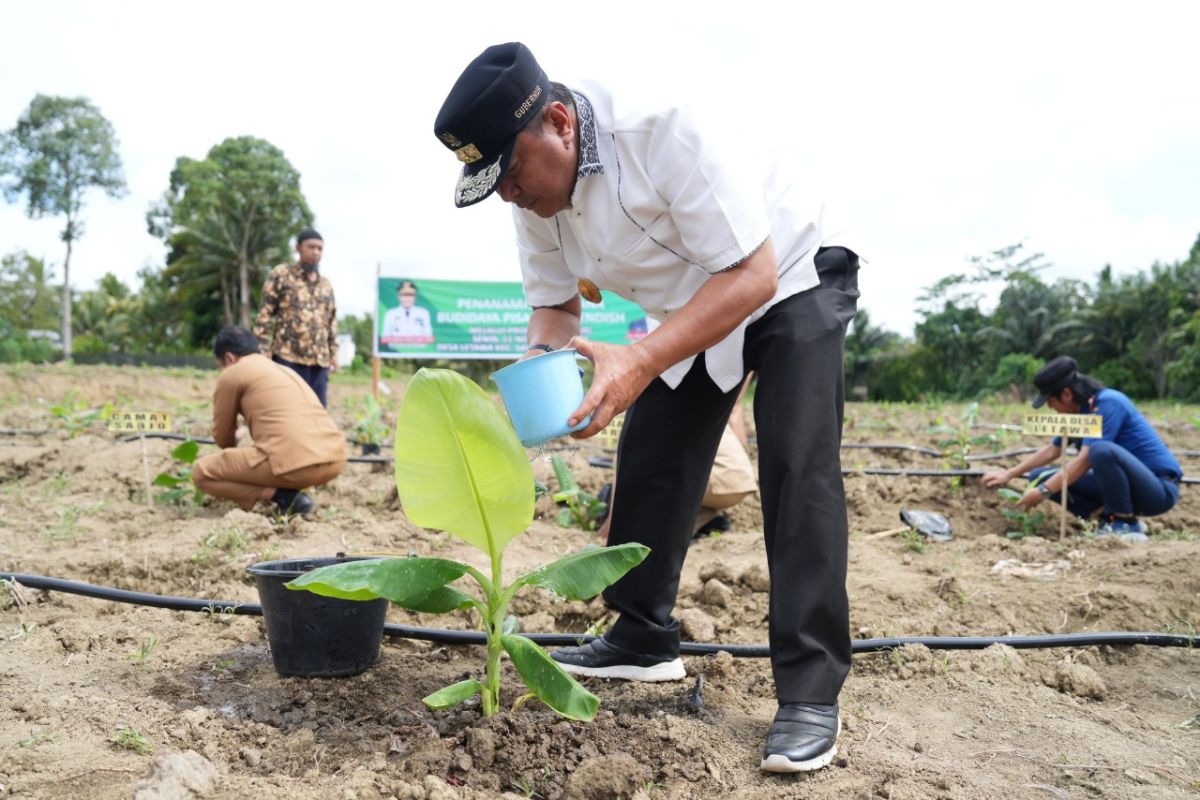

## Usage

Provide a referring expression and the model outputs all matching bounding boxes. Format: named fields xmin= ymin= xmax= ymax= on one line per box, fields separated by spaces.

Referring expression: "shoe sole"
xmin=760 ymin=718 xmax=841 ymax=773
xmin=555 ymin=658 xmax=686 ymax=682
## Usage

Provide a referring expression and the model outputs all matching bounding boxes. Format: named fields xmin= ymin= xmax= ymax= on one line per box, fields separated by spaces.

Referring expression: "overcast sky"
xmin=3 ymin=1 xmax=1198 ymax=336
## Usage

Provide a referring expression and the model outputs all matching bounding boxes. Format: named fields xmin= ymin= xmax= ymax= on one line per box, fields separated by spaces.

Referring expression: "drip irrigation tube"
xmin=116 ymin=432 xmax=1200 ymax=482
xmin=3 ymin=573 xmax=1194 ymax=656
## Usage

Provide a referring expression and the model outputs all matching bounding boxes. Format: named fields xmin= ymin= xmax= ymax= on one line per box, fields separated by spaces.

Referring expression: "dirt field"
xmin=1 ymin=364 xmax=1197 ymax=799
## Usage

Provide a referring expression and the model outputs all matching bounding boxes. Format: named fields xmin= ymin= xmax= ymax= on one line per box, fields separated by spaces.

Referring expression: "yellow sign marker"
xmin=1023 ymin=412 xmax=1102 ymax=438
xmin=107 ymin=411 xmax=172 ymax=433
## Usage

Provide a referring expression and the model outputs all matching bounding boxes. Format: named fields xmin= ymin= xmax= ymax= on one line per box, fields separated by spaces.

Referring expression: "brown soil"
xmin=1 ymin=364 xmax=1197 ymax=799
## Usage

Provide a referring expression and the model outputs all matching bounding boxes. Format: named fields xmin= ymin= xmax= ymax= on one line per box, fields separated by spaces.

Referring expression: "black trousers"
xmin=604 ymin=246 xmax=860 ymax=705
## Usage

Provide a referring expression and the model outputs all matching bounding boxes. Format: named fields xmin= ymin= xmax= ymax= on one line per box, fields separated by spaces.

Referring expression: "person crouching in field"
xmin=981 ymin=355 xmax=1183 ymax=540
xmin=193 ymin=326 xmax=348 ymax=516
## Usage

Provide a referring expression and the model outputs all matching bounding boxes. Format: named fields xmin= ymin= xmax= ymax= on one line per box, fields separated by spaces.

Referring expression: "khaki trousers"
xmin=193 ymin=448 xmax=345 ymax=511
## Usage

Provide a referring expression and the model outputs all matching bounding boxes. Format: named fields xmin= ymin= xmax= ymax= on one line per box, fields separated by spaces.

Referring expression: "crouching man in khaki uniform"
xmin=194 ymin=325 xmax=348 ymax=516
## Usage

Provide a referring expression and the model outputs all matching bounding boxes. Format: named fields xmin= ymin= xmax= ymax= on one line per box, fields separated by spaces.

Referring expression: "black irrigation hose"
xmin=0 ymin=429 xmax=54 ymax=437
xmin=843 ymin=443 xmax=942 ymax=457
xmin=110 ymin=433 xmax=1200 ymax=482
xmin=3 ymin=573 xmax=1195 ymax=657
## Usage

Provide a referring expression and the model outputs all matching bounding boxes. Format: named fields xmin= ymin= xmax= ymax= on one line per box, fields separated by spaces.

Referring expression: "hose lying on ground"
xmin=2 ymin=573 xmax=1194 ymax=656
xmin=112 ymin=433 xmax=1200 ymax=482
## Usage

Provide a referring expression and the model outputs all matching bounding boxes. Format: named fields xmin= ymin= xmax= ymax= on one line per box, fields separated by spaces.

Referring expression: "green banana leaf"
xmin=394 ymin=369 xmax=534 ymax=556
xmin=286 ymin=557 xmax=475 ymax=612
xmin=171 ymin=439 xmax=200 ymax=464
xmin=516 ymin=543 xmax=650 ymax=601
xmin=152 ymin=473 xmax=186 ymax=487
xmin=502 ymin=634 xmax=599 ymax=721
xmin=550 ymin=454 xmax=578 ymax=502
xmin=423 ymin=679 xmax=483 ymax=710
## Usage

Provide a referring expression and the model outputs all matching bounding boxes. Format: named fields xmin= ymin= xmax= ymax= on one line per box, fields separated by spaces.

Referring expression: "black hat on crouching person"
xmin=434 ymin=42 xmax=551 ymax=208
xmin=1031 ymin=356 xmax=1078 ymax=408
xmin=297 ymin=228 xmax=323 ymax=244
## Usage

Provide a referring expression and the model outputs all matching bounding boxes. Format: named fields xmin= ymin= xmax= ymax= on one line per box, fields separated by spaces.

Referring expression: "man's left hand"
xmin=1016 ymin=489 xmax=1045 ymax=511
xmin=328 ymin=361 xmax=339 ymax=374
xmin=566 ymin=336 xmax=656 ymax=439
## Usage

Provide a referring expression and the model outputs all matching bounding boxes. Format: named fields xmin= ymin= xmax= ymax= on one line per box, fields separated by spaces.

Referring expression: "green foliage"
xmin=112 ymin=727 xmax=153 ymax=754
xmin=997 ymin=487 xmax=1046 ymax=539
xmin=339 ymin=313 xmax=375 ymax=362
xmin=987 ymin=353 xmax=1041 ymax=399
xmin=844 ymin=310 xmax=903 ymax=398
xmin=0 ymin=250 xmax=59 ymax=333
xmin=191 ymin=522 xmax=247 ymax=564
xmin=1 ymin=94 xmax=127 ymax=360
xmin=900 ymin=528 xmax=926 ymax=554
xmin=349 ymin=394 xmax=388 ymax=447
xmin=289 ymin=368 xmax=649 ymax=721
xmin=19 ymin=730 xmax=54 ymax=748
xmin=152 ymin=439 xmax=205 ymax=505
xmin=550 ymin=455 xmax=607 ymax=532
xmin=49 ymin=396 xmax=113 ymax=436
xmin=127 ymin=635 xmax=158 ymax=664
xmin=0 ymin=319 xmax=57 ymax=363
xmin=146 ymin=135 xmax=313 ymax=335
xmin=928 ymin=402 xmax=999 ymax=491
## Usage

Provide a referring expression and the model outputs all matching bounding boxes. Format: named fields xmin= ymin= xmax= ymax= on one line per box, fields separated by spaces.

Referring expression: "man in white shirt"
xmin=381 ymin=280 xmax=434 ymax=343
xmin=435 ymin=42 xmax=860 ymax=773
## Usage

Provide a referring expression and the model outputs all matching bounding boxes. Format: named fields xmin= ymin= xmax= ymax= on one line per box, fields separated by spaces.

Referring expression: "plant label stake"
xmin=109 ymin=411 xmax=172 ymax=509
xmin=1023 ymin=412 xmax=1102 ymax=539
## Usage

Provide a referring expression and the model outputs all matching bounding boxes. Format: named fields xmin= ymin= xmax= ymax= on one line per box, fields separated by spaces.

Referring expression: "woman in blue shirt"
xmin=982 ymin=356 xmax=1182 ymax=539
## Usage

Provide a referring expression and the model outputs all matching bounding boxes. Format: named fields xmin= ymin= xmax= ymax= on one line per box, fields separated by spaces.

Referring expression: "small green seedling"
xmin=127 ymin=635 xmax=158 ymax=664
xmin=191 ymin=522 xmax=247 ymax=564
xmin=113 ymin=727 xmax=153 ymax=754
xmin=929 ymin=402 xmax=998 ymax=489
xmin=50 ymin=397 xmax=113 ymax=437
xmin=550 ymin=455 xmax=607 ymax=532
xmin=900 ymin=528 xmax=926 ymax=554
xmin=289 ymin=369 xmax=649 ymax=721
xmin=350 ymin=394 xmax=389 ymax=452
xmin=152 ymin=439 xmax=204 ymax=505
xmin=204 ymin=603 xmax=238 ymax=625
xmin=47 ymin=506 xmax=82 ymax=543
xmin=997 ymin=487 xmax=1046 ymax=539
xmin=19 ymin=730 xmax=54 ymax=748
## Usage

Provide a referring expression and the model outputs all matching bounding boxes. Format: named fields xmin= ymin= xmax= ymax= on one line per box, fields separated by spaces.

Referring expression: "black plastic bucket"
xmin=247 ymin=556 xmax=389 ymax=678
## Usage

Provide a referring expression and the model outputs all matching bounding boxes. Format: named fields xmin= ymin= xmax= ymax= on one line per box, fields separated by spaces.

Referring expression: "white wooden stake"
xmin=140 ymin=431 xmax=152 ymax=509
xmin=1059 ymin=445 xmax=1068 ymax=540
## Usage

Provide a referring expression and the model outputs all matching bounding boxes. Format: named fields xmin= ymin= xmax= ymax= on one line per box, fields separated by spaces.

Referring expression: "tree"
xmin=0 ymin=250 xmax=60 ymax=333
xmin=0 ymin=95 xmax=126 ymax=360
xmin=72 ymin=272 xmax=138 ymax=354
xmin=843 ymin=310 xmax=902 ymax=399
xmin=147 ymin=136 xmax=312 ymax=329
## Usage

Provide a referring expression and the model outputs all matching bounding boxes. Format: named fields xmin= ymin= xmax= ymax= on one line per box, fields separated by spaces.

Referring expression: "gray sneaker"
xmin=1096 ymin=516 xmax=1148 ymax=542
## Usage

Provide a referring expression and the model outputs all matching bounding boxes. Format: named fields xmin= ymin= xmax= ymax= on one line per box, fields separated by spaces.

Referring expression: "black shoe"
xmin=694 ymin=513 xmax=731 ymax=539
xmin=551 ymin=636 xmax=685 ymax=682
xmin=273 ymin=488 xmax=315 ymax=517
xmin=761 ymin=703 xmax=840 ymax=773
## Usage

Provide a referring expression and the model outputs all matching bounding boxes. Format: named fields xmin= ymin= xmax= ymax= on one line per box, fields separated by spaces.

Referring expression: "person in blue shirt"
xmin=982 ymin=356 xmax=1183 ymax=539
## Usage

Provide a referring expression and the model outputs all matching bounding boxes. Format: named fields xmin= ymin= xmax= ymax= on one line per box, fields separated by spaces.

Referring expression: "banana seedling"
xmin=288 ymin=369 xmax=648 ymax=720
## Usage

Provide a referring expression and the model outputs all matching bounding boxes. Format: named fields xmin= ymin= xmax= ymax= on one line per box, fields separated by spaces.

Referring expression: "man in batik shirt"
xmin=253 ymin=228 xmax=338 ymax=406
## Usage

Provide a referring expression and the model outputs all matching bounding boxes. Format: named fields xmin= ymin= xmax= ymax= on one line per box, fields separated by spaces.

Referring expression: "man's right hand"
xmin=980 ymin=469 xmax=1012 ymax=489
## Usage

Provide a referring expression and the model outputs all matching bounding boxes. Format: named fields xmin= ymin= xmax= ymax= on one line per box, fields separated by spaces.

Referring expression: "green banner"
xmin=376 ymin=277 xmax=650 ymax=359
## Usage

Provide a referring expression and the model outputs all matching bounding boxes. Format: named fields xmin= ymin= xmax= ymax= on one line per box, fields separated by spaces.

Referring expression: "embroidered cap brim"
xmin=454 ymin=136 xmax=516 ymax=208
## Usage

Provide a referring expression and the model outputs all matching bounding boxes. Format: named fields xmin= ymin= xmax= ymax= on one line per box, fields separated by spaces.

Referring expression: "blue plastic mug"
xmin=490 ymin=349 xmax=592 ymax=447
